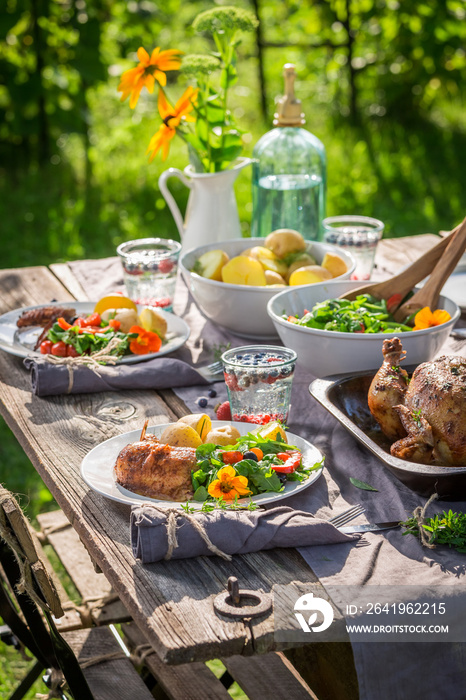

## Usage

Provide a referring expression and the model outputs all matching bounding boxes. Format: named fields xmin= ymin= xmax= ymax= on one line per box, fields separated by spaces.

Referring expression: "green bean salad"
xmin=285 ymin=294 xmax=413 ymax=334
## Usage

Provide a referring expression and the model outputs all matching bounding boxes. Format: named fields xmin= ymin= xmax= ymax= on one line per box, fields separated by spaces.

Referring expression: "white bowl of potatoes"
xmin=179 ymin=230 xmax=355 ymax=339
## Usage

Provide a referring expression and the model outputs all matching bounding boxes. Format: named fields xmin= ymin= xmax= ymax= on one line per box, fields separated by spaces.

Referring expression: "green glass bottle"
xmin=251 ymin=64 xmax=326 ymax=241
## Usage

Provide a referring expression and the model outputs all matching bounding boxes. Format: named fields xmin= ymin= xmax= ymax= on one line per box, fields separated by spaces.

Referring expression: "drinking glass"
xmin=221 ymin=345 xmax=297 ymax=425
xmin=117 ymin=238 xmax=181 ymax=310
xmin=322 ymin=215 xmax=384 ymax=281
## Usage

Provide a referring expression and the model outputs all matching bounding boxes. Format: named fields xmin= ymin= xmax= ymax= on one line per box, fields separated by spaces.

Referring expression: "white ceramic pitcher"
xmin=158 ymin=157 xmax=252 ymax=253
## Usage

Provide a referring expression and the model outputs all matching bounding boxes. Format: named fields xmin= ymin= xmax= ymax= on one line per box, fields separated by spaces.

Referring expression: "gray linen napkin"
xmin=23 ymin=356 xmax=209 ymax=397
xmin=131 ymin=504 xmax=357 ymax=563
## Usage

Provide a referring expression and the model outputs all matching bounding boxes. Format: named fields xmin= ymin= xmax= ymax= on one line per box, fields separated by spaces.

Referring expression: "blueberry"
xmin=197 ymin=397 xmax=208 ymax=408
xmin=276 ymin=472 xmax=288 ymax=485
xmin=244 ymin=451 xmax=258 ymax=462
xmin=208 ymin=389 xmax=217 ymax=398
xmin=270 ymin=369 xmax=279 ymax=377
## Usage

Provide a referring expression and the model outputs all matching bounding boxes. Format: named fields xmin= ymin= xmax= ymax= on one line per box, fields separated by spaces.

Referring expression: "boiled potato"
xmin=100 ymin=307 xmax=138 ymax=333
xmin=194 ymin=249 xmax=229 ymax=281
xmin=321 ymin=252 xmax=348 ymax=278
xmin=264 ymin=269 xmax=287 ymax=285
xmin=177 ymin=413 xmax=212 ymax=442
xmin=286 ymin=253 xmax=317 ymax=281
xmin=139 ymin=307 xmax=168 ymax=339
xmin=264 ymin=229 xmax=307 ymax=258
xmin=243 ymin=246 xmax=288 ymax=277
xmin=288 ymin=265 xmax=333 ymax=286
xmin=204 ymin=425 xmax=241 ymax=446
xmin=221 ymin=255 xmax=267 ymax=286
xmin=159 ymin=423 xmax=202 ymax=448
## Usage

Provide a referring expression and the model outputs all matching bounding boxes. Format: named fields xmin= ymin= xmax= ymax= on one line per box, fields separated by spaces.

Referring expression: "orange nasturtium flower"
xmin=128 ymin=325 xmax=162 ymax=355
xmin=207 ymin=466 xmax=252 ymax=501
xmin=413 ymin=306 xmax=451 ymax=331
xmin=146 ymin=86 xmax=198 ymax=162
xmin=118 ymin=47 xmax=182 ymax=109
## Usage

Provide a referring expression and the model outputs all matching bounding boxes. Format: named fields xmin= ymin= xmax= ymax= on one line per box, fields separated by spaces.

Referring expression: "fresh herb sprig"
xmin=401 ymin=510 xmax=466 ymax=552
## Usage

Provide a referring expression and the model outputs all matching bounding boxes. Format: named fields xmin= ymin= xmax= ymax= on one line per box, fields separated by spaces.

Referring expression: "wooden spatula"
xmin=393 ymin=217 xmax=466 ymax=323
xmin=338 ymin=222 xmax=461 ymax=304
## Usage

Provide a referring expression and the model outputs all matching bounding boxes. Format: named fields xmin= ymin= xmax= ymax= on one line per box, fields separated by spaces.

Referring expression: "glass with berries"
xmin=117 ymin=238 xmax=181 ymax=312
xmin=221 ymin=345 xmax=297 ymax=425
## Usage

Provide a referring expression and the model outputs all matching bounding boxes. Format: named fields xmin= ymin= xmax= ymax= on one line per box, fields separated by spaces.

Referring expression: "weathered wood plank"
xmin=122 ymin=622 xmax=232 ymax=700
xmin=222 ymin=651 xmax=319 ymax=700
xmin=37 ymin=509 xmax=131 ymax=628
xmin=63 ymin=626 xmax=154 ymax=700
xmin=0 ymin=266 xmax=319 ymax=664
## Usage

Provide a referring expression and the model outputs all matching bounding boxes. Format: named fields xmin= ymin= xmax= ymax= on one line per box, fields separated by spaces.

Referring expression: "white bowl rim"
xmin=179 ymin=237 xmax=356 ymax=293
xmin=267 ymin=283 xmax=461 ymax=338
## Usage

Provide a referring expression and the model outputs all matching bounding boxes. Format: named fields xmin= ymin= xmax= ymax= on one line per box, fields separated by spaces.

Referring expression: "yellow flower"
xmin=146 ymin=86 xmax=198 ymax=162
xmin=413 ymin=306 xmax=451 ymax=331
xmin=207 ymin=466 xmax=251 ymax=501
xmin=118 ymin=47 xmax=182 ymax=109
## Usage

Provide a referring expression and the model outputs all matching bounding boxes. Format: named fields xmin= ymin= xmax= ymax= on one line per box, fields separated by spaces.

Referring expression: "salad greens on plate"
xmin=190 ymin=430 xmax=324 ymax=505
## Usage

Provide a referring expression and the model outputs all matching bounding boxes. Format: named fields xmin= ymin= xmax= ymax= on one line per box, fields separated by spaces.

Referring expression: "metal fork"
xmin=196 ymin=360 xmax=224 ymax=383
xmin=328 ymin=504 xmax=366 ymax=528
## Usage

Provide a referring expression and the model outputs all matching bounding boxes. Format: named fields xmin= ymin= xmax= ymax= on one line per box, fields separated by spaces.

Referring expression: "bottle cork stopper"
xmin=273 ymin=64 xmax=305 ymax=127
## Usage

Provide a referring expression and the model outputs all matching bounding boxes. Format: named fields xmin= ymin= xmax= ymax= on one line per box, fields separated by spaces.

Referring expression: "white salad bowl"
xmin=180 ymin=238 xmax=355 ymax=340
xmin=266 ymin=279 xmax=461 ymax=377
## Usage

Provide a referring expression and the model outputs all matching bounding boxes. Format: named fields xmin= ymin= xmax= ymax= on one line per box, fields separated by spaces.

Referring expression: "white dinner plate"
xmin=80 ymin=421 xmax=324 ymax=508
xmin=0 ymin=301 xmax=190 ymax=363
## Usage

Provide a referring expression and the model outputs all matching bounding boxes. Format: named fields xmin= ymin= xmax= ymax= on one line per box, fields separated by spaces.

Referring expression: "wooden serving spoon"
xmin=338 ymin=221 xmax=461 ymax=305
xmin=393 ymin=217 xmax=466 ymax=323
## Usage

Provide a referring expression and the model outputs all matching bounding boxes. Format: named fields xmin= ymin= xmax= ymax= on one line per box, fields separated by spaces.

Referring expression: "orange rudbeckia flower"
xmin=129 ymin=325 xmax=162 ymax=355
xmin=118 ymin=46 xmax=182 ymax=109
xmin=146 ymin=86 xmax=198 ymax=162
xmin=413 ymin=306 xmax=451 ymax=331
xmin=207 ymin=466 xmax=251 ymax=501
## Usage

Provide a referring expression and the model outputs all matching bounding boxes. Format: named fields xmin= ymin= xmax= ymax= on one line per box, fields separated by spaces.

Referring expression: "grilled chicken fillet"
xmin=114 ymin=434 xmax=196 ymax=501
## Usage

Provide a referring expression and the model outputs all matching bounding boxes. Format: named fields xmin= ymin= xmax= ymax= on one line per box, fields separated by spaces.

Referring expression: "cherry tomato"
xmin=272 ymin=451 xmax=302 ymax=473
xmin=108 ymin=319 xmax=121 ymax=331
xmin=51 ymin=341 xmax=67 ymax=357
xmin=40 ymin=340 xmax=53 ymax=354
xmin=84 ymin=312 xmax=102 ymax=327
xmin=221 ymin=451 xmax=243 ymax=465
xmin=66 ymin=345 xmax=80 ymax=357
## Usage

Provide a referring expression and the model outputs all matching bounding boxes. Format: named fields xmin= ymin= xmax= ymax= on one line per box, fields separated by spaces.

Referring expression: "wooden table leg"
xmin=284 ymin=642 xmax=359 ymax=700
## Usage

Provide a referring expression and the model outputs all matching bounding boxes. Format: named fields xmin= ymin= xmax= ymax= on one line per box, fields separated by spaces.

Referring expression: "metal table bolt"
xmin=213 ymin=576 xmax=272 ymax=620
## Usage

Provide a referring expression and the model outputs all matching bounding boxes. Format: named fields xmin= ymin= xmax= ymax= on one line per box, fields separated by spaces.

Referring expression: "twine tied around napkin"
xmin=23 ymin=355 xmax=210 ymax=397
xmin=131 ymin=504 xmax=358 ymax=564
xmin=41 ymin=336 xmax=122 ymax=393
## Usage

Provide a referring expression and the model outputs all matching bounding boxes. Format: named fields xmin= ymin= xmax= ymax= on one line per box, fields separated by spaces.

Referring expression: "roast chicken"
xmin=368 ymin=338 xmax=466 ymax=466
xmin=114 ymin=423 xmax=195 ymax=501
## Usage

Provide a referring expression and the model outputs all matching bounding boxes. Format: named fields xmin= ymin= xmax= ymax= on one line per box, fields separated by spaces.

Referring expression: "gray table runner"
xmin=67 ymin=256 xmax=466 ymax=700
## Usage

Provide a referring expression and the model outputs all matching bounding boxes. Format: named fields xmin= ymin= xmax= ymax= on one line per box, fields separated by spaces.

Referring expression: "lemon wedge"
xmin=252 ymin=421 xmax=288 ymax=443
xmin=94 ymin=295 xmax=137 ymax=315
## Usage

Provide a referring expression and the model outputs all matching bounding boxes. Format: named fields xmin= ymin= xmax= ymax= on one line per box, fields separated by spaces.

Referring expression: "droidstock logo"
xmin=294 ymin=592 xmax=334 ymax=633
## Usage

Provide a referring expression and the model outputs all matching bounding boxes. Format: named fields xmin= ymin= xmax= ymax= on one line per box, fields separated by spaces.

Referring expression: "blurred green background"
xmin=1 ymin=0 xmax=466 ymax=695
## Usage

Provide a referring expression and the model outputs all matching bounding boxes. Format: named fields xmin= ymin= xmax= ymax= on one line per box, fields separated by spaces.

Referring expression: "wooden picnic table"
xmin=0 ymin=233 xmax=464 ymax=699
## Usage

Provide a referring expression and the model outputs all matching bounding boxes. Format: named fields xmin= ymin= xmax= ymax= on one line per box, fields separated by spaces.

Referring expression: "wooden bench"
xmin=37 ymin=508 xmax=319 ymax=700
xmin=0 ymin=488 xmax=154 ymax=700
